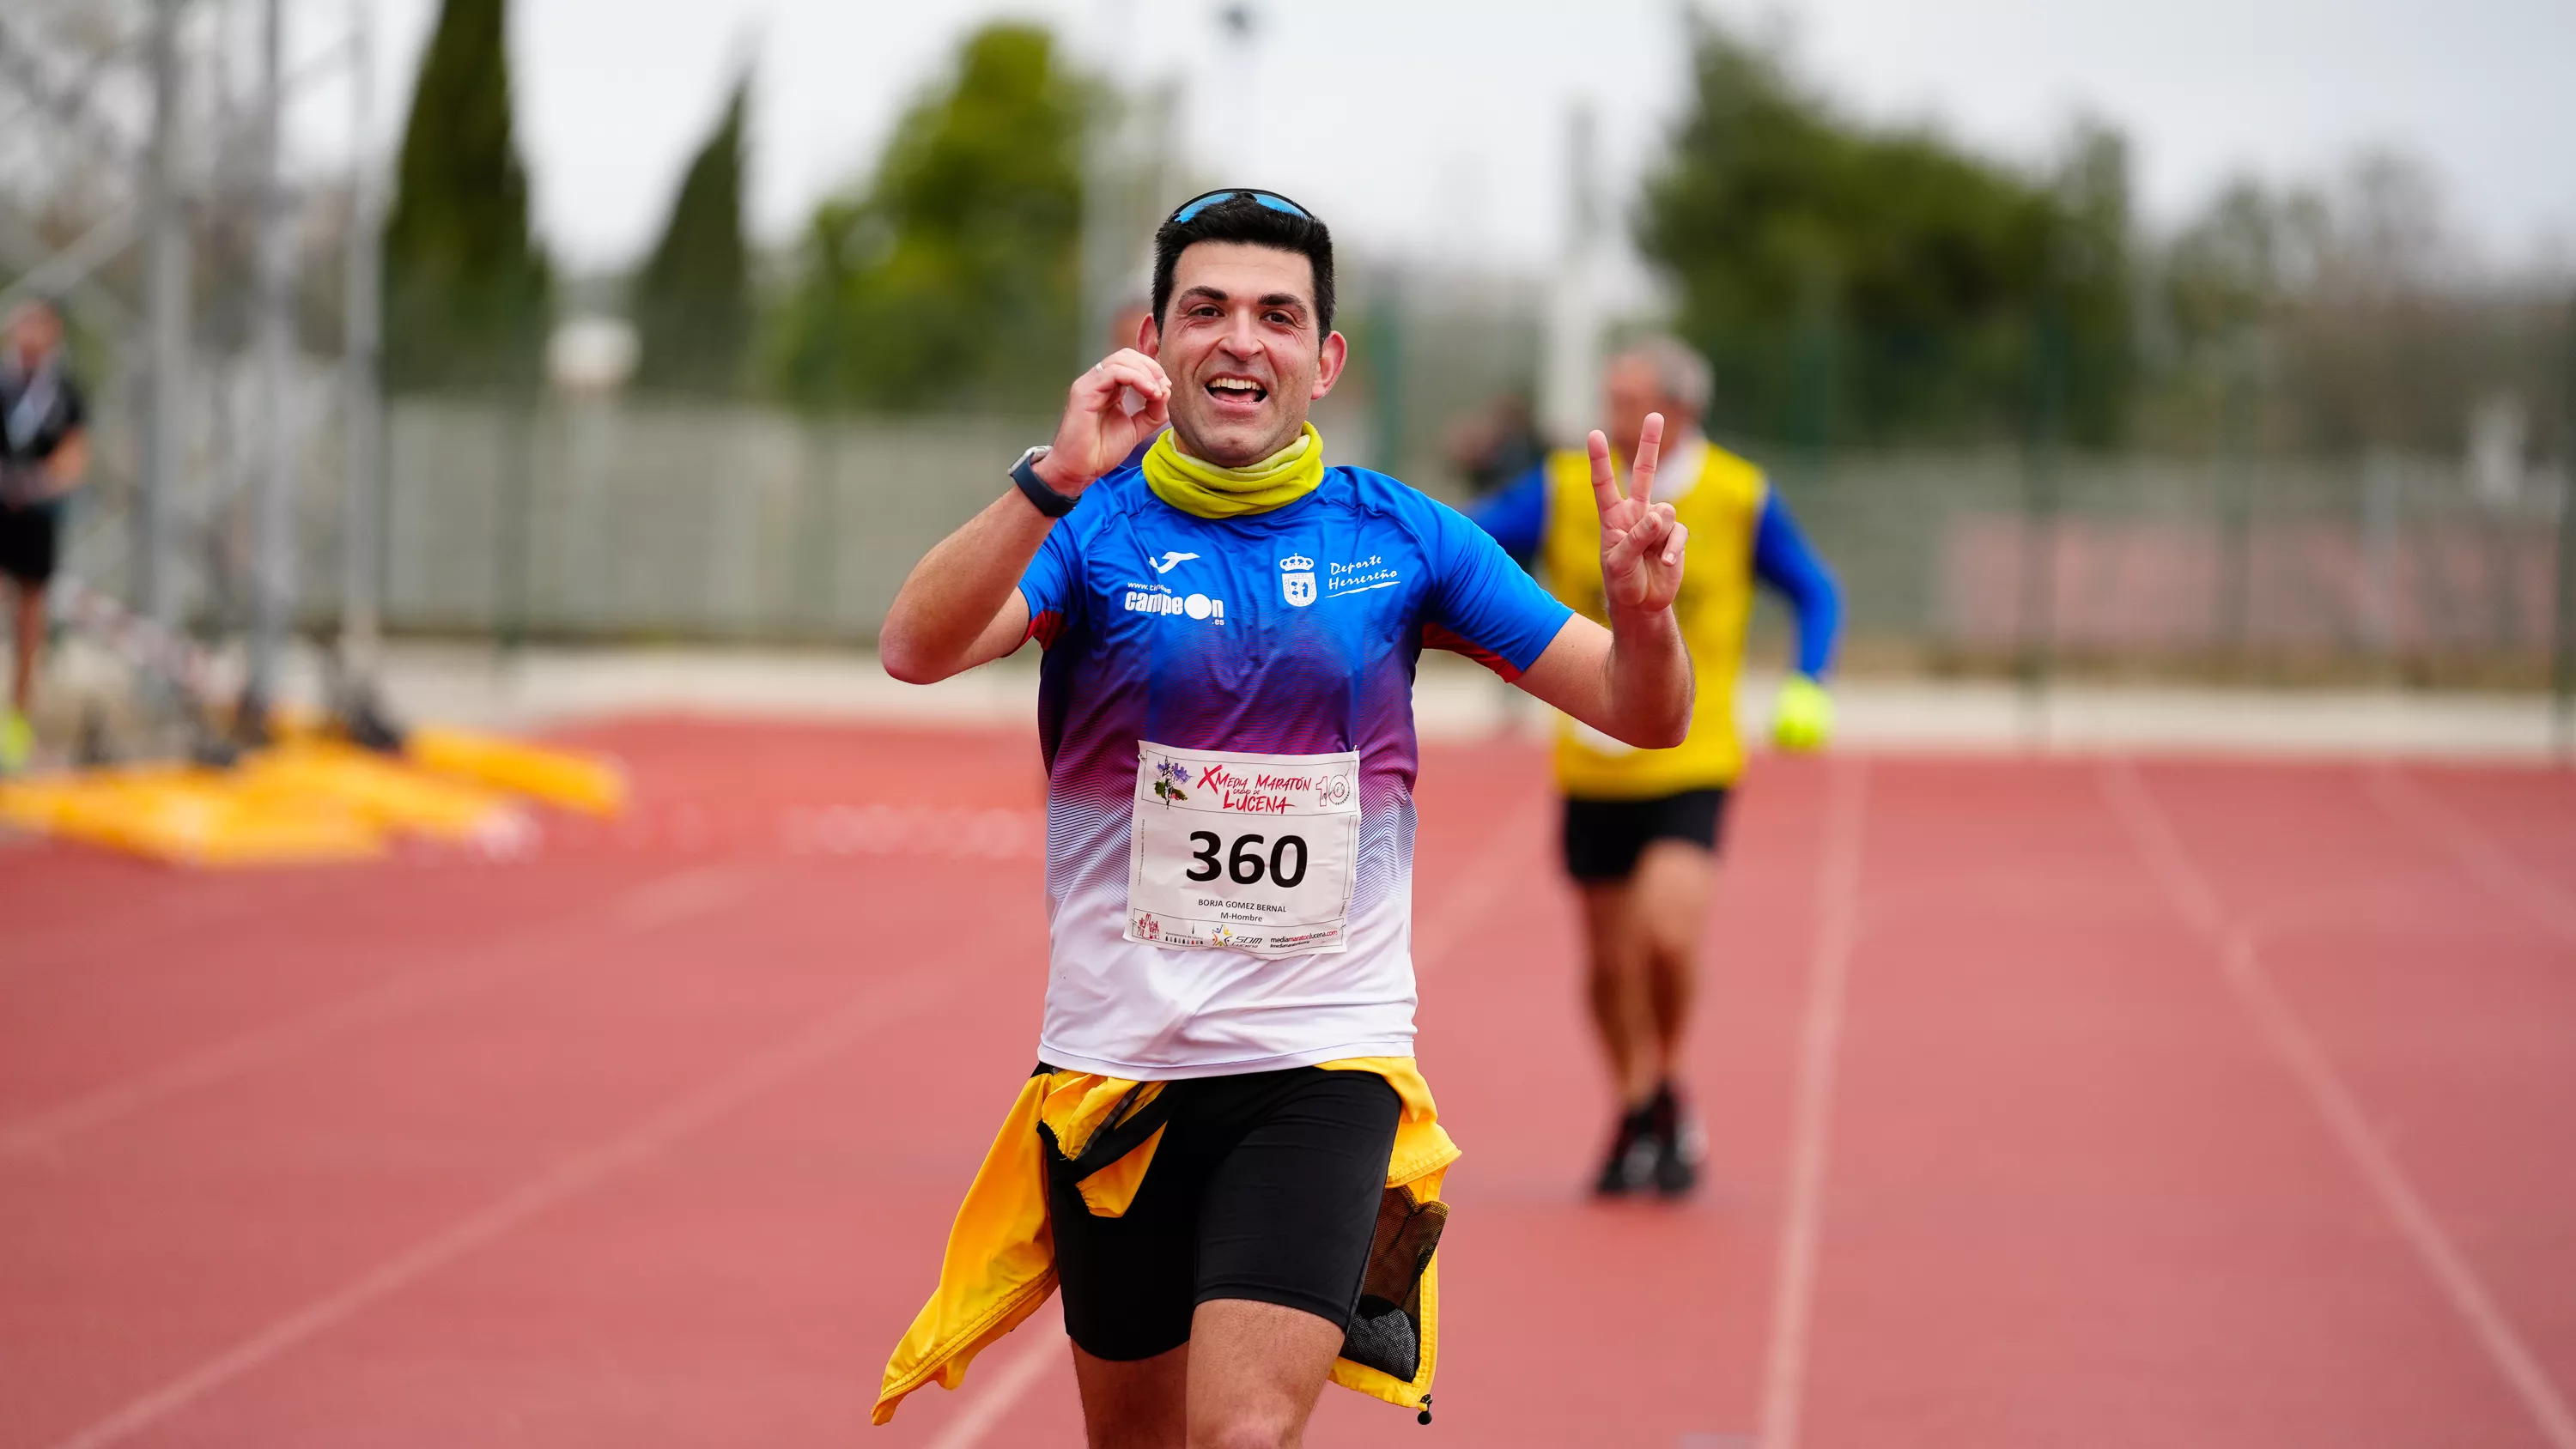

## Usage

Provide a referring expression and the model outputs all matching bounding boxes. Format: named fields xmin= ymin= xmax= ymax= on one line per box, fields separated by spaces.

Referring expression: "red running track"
xmin=3 ymin=717 xmax=2573 ymax=1448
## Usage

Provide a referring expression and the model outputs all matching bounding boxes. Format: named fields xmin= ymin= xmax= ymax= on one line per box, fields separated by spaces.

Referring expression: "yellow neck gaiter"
xmin=1142 ymin=423 xmax=1325 ymax=519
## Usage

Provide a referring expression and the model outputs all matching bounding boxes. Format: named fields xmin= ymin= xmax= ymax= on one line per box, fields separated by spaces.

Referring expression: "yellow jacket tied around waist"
xmin=874 ymin=1058 xmax=1456 ymax=1425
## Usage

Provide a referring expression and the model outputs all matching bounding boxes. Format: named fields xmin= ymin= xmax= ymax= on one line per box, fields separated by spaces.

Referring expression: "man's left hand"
xmin=1772 ymin=675 xmax=1835 ymax=752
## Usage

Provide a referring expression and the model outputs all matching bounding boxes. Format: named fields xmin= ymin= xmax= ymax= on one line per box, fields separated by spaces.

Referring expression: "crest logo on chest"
xmin=1279 ymin=553 xmax=1315 ymax=608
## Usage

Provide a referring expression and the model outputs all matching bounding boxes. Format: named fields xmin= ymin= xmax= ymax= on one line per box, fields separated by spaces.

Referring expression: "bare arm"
xmin=1510 ymin=415 xmax=1693 ymax=748
xmin=40 ymin=428 xmax=87 ymax=500
xmin=879 ymin=350 xmax=1171 ymax=685
xmin=879 ymin=496 xmax=1044 ymax=682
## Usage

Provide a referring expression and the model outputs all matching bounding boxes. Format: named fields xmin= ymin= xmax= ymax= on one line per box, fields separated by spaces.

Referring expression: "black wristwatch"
xmin=1011 ymin=446 xmax=1080 ymax=518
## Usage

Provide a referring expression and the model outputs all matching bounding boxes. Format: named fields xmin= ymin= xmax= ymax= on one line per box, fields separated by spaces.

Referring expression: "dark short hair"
xmin=1151 ymin=193 xmax=1335 ymax=343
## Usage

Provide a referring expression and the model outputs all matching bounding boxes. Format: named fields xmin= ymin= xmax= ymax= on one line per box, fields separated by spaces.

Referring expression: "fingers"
xmin=1603 ymin=501 xmax=1674 ymax=572
xmin=1604 ymin=503 xmax=1686 ymax=601
xmin=1587 ymin=429 xmax=1622 ymax=517
xmin=1088 ymin=350 xmax=1171 ymax=410
xmin=1631 ymin=412 xmax=1666 ymax=506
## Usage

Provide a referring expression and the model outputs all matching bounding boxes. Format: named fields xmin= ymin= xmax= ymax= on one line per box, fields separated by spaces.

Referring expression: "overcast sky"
xmin=287 ymin=0 xmax=2573 ymax=281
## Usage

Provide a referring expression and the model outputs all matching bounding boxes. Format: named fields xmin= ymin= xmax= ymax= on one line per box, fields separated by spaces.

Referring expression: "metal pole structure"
xmin=2017 ymin=296 xmax=2065 ymax=746
xmin=2217 ymin=330 xmax=2257 ymax=674
xmin=339 ymin=0 xmax=383 ymax=691
xmin=1539 ymin=101 xmax=1601 ymax=450
xmin=245 ymin=0 xmax=294 ymax=734
xmin=140 ymin=0 xmax=189 ymax=652
xmin=1368 ymin=267 xmax=1404 ymax=474
xmin=2553 ymin=294 xmax=2576 ymax=761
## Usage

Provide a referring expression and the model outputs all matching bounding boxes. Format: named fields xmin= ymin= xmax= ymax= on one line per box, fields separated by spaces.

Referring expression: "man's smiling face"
xmin=1145 ymin=241 xmax=1347 ymax=468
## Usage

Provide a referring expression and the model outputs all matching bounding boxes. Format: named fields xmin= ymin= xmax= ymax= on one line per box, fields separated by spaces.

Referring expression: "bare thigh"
xmin=1071 ymin=1299 xmax=1344 ymax=1449
xmin=1072 ymin=1337 xmax=1188 ymax=1449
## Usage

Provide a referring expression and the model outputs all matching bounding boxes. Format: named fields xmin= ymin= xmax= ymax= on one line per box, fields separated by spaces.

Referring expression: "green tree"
xmin=632 ymin=74 xmax=752 ymax=395
xmin=770 ymin=22 xmax=1085 ymax=411
xmin=1637 ymin=18 xmax=2133 ymax=446
xmin=381 ymin=0 xmax=550 ymax=391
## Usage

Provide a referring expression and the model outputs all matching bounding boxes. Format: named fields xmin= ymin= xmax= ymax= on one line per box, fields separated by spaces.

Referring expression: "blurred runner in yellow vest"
xmin=1470 ymin=338 xmax=1842 ymax=1196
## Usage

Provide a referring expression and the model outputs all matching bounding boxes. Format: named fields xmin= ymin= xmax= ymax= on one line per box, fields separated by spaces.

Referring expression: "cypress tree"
xmin=632 ymin=76 xmax=751 ymax=395
xmin=381 ymin=0 xmax=550 ymax=392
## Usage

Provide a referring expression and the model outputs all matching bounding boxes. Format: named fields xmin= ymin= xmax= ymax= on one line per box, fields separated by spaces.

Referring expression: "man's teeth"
xmin=1208 ymin=379 xmax=1264 ymax=396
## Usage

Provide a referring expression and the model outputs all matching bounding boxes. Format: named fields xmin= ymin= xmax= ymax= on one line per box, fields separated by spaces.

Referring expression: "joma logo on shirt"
xmin=1124 ymin=588 xmax=1225 ymax=622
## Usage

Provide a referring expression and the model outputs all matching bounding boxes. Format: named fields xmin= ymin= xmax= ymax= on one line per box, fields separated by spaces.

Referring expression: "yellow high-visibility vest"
xmin=1537 ymin=442 xmax=1768 ymax=796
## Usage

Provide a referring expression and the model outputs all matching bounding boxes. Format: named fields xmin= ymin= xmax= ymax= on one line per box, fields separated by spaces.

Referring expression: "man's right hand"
xmin=1036 ymin=349 xmax=1173 ymax=493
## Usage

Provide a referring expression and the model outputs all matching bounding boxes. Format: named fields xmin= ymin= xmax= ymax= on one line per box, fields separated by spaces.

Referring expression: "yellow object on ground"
xmin=237 ymin=742 xmax=527 ymax=845
xmin=1771 ymin=674 xmax=1836 ymax=752
xmin=0 ymin=705 xmax=618 ymax=867
xmin=0 ymin=765 xmax=384 ymax=866
xmin=406 ymin=727 xmax=628 ymax=817
xmin=875 ymin=1058 xmax=1455 ymax=1427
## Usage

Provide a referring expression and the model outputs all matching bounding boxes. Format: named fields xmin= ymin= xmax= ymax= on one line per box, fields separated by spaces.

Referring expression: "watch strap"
xmin=1011 ymin=446 xmax=1078 ymax=518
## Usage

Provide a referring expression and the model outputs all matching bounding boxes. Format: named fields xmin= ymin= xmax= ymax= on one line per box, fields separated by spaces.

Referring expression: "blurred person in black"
xmin=0 ymin=300 xmax=88 ymax=773
xmin=1447 ymin=391 xmax=1546 ymax=499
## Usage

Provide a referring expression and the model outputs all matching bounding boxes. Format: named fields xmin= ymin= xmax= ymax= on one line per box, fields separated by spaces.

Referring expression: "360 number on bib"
xmin=1126 ymin=741 xmax=1360 ymax=957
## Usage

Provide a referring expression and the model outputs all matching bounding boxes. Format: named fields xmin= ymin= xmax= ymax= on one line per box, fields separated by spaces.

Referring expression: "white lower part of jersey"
xmin=1039 ymin=819 xmax=1419 ymax=1080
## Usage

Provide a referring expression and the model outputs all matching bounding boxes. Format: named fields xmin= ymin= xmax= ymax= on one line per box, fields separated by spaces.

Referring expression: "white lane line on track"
xmin=41 ymin=965 xmax=962 ymax=1449
xmin=2102 ymin=761 xmax=2576 ymax=1449
xmin=0 ymin=865 xmax=751 ymax=1158
xmin=2363 ymin=766 xmax=2576 ymax=948
xmin=920 ymin=782 xmax=1553 ymax=1449
xmin=1756 ymin=758 xmax=1871 ymax=1449
xmin=920 ymin=1319 xmax=1066 ymax=1449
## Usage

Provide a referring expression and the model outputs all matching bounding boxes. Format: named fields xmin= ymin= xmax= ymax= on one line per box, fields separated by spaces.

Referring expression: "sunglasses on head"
xmin=1165 ymin=188 xmax=1320 ymax=227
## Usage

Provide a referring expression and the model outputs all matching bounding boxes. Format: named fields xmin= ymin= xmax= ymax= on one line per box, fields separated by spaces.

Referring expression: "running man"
xmin=1470 ymin=337 xmax=1841 ymax=1197
xmin=0 ymin=300 xmax=89 ymax=773
xmin=875 ymin=191 xmax=1693 ymax=1446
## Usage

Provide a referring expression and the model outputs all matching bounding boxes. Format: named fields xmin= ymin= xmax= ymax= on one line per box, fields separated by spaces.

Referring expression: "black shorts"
xmin=0 ymin=504 xmax=58 ymax=585
xmin=1561 ymin=788 xmax=1729 ymax=882
xmin=1043 ymin=1064 xmax=1402 ymax=1362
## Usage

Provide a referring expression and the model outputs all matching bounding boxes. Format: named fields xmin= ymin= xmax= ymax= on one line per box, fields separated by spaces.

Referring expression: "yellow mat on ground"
xmin=0 ymin=730 xmax=617 ymax=867
xmin=405 ymin=727 xmax=629 ymax=817
xmin=237 ymin=743 xmax=528 ymax=846
xmin=0 ymin=765 xmax=384 ymax=867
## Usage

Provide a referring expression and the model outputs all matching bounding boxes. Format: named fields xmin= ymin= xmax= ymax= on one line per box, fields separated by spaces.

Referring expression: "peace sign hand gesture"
xmin=1592 ymin=411 xmax=1687 ymax=615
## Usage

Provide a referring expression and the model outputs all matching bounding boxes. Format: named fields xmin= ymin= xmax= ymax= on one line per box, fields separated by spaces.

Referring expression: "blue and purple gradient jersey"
xmin=1016 ymin=464 xmax=1574 ymax=1079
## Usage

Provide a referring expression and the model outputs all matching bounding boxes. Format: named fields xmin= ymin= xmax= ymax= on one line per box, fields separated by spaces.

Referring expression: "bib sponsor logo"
xmin=1124 ymin=586 xmax=1224 ymax=622
xmin=1279 ymin=553 xmax=1316 ymax=608
xmin=1149 ymin=549 xmax=1200 ymax=574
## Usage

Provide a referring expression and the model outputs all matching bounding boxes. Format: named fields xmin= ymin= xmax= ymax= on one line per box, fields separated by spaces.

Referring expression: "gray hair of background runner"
xmin=1614 ymin=336 xmax=1713 ymax=416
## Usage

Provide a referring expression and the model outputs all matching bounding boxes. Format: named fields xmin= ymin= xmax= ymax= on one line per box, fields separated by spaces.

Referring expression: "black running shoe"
xmin=1594 ymin=1102 xmax=1661 ymax=1196
xmin=1648 ymin=1082 xmax=1703 ymax=1197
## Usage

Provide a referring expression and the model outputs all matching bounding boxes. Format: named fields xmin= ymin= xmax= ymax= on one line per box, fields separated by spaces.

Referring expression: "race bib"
xmin=1125 ymin=741 xmax=1361 ymax=958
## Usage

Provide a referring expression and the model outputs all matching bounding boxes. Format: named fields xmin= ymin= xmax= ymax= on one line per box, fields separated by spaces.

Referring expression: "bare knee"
xmin=1631 ymin=842 xmax=1712 ymax=954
